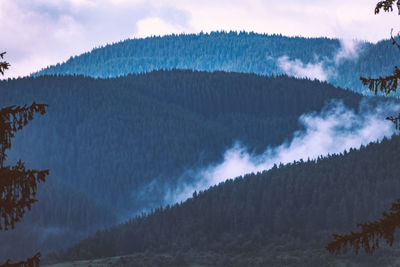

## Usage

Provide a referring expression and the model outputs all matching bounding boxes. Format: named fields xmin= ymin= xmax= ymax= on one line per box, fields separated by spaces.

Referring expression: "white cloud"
xmin=277 ymin=38 xmax=363 ymax=81
xmin=166 ymin=100 xmax=399 ymax=204
xmin=68 ymin=0 xmax=97 ymax=7
xmin=135 ymin=17 xmax=188 ymax=38
xmin=277 ymin=56 xmax=329 ymax=81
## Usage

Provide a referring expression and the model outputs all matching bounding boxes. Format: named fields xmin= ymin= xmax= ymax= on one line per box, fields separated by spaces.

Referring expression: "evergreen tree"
xmin=0 ymin=52 xmax=48 ymax=266
xmin=326 ymin=0 xmax=400 ymax=255
xmin=0 ymin=53 xmax=10 ymax=75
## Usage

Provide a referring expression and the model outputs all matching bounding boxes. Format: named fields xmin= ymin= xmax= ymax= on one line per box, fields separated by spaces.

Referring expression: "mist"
xmin=277 ymin=56 xmax=328 ymax=81
xmin=334 ymin=39 xmax=361 ymax=64
xmin=277 ymin=38 xmax=362 ymax=81
xmin=165 ymin=99 xmax=399 ymax=204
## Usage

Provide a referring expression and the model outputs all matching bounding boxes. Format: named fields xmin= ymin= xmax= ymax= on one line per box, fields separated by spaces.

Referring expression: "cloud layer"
xmin=1 ymin=0 xmax=399 ymax=78
xmin=165 ymin=100 xmax=399 ymax=204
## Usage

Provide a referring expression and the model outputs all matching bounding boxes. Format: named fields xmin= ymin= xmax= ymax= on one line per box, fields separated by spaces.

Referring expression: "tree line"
xmin=35 ymin=31 xmax=400 ymax=95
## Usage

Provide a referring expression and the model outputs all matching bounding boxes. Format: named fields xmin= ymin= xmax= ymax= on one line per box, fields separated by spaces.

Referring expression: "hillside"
xmin=48 ymin=135 xmax=400 ymax=266
xmin=34 ymin=32 xmax=400 ymax=95
xmin=0 ymin=70 xmax=364 ymax=261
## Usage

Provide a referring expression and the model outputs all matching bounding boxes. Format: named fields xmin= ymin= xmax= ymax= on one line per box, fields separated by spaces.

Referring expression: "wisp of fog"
xmin=165 ymin=99 xmax=399 ymax=204
xmin=277 ymin=39 xmax=361 ymax=81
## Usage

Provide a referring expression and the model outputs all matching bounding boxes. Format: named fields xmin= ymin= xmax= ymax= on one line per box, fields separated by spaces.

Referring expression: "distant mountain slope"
xmin=51 ymin=135 xmax=400 ymax=267
xmin=34 ymin=31 xmax=400 ymax=95
xmin=0 ymin=70 xmax=363 ymax=260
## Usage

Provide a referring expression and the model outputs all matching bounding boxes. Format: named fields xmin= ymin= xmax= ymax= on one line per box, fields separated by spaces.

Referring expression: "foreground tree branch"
xmin=0 ymin=161 xmax=49 ymax=230
xmin=0 ymin=52 xmax=10 ymax=76
xmin=327 ymin=0 xmax=400 ymax=255
xmin=326 ymin=200 xmax=400 ymax=255
xmin=360 ymin=1 xmax=400 ymax=129
xmin=374 ymin=0 xmax=400 ymax=14
xmin=0 ymin=53 xmax=48 ymax=266
xmin=360 ymin=28 xmax=400 ymax=128
xmin=360 ymin=66 xmax=400 ymax=96
xmin=0 ymin=253 xmax=40 ymax=267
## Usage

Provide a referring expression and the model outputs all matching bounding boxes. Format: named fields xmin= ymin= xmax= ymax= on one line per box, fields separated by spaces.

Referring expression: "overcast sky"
xmin=1 ymin=0 xmax=400 ymax=78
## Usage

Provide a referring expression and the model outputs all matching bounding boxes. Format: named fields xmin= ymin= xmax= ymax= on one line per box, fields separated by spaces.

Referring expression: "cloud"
xmin=135 ymin=7 xmax=191 ymax=38
xmin=277 ymin=56 xmax=329 ymax=81
xmin=334 ymin=39 xmax=362 ymax=64
xmin=277 ymin=38 xmax=363 ymax=81
xmin=165 ymin=99 xmax=399 ymax=204
xmin=0 ymin=0 xmax=192 ymax=78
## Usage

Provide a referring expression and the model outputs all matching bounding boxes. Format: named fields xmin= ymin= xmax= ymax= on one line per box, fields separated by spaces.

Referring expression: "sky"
xmin=1 ymin=0 xmax=400 ymax=78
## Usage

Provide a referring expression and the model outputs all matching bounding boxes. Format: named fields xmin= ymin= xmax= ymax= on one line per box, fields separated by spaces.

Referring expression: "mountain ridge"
xmin=32 ymin=31 xmax=400 ymax=95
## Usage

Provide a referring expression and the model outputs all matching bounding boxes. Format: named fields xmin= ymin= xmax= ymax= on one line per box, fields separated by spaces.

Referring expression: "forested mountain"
xmin=34 ymin=31 xmax=400 ymax=95
xmin=48 ymin=135 xmax=400 ymax=267
xmin=0 ymin=70 xmax=364 ymax=261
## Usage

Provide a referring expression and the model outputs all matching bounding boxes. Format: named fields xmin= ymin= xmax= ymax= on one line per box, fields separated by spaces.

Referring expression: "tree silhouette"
xmin=361 ymin=1 xmax=400 ymax=128
xmin=326 ymin=0 xmax=400 ymax=255
xmin=0 ymin=52 xmax=10 ymax=75
xmin=0 ymin=52 xmax=48 ymax=266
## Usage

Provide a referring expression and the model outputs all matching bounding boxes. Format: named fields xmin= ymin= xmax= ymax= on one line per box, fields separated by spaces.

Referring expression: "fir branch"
xmin=0 ymin=161 xmax=49 ymax=230
xmin=375 ymin=0 xmax=400 ymax=14
xmin=326 ymin=199 xmax=400 ymax=255
xmin=0 ymin=252 xmax=40 ymax=267
xmin=360 ymin=66 xmax=400 ymax=96
xmin=0 ymin=103 xmax=48 ymax=166
xmin=0 ymin=52 xmax=10 ymax=76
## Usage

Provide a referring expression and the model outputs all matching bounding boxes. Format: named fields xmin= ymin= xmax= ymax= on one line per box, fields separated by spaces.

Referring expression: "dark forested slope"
xmin=35 ymin=32 xmax=400 ymax=95
xmin=1 ymin=70 xmax=363 ymax=211
xmin=0 ymin=70 xmax=363 ymax=260
xmin=52 ymin=135 xmax=400 ymax=266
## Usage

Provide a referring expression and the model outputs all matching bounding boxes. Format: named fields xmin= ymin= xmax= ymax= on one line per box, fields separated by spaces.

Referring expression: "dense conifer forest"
xmin=47 ymin=135 xmax=400 ymax=266
xmin=34 ymin=31 xmax=400 ymax=95
xmin=0 ymin=70 xmax=365 ymax=261
xmin=4 ymin=0 xmax=400 ymax=265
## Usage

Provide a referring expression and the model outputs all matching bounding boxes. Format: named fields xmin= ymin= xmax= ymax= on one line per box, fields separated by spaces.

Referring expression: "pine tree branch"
xmin=0 ymin=51 xmax=47 ymax=267
xmin=360 ymin=66 xmax=400 ymax=96
xmin=390 ymin=28 xmax=400 ymax=49
xmin=359 ymin=28 xmax=400 ymax=129
xmin=0 ymin=252 xmax=40 ymax=267
xmin=326 ymin=199 xmax=400 ymax=255
xmin=0 ymin=161 xmax=49 ymax=230
xmin=0 ymin=103 xmax=48 ymax=166
xmin=0 ymin=52 xmax=10 ymax=76
xmin=360 ymin=66 xmax=400 ymax=128
xmin=375 ymin=0 xmax=400 ymax=14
